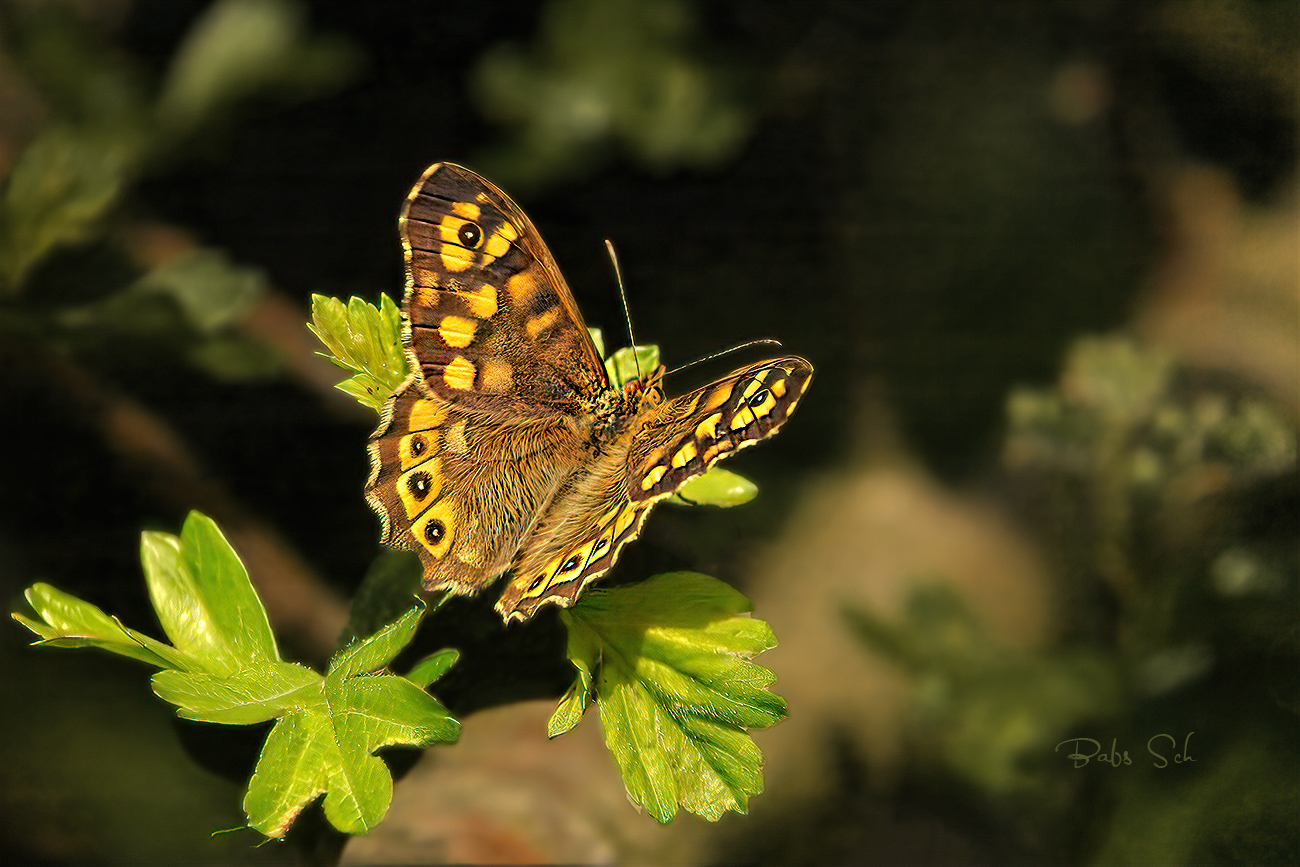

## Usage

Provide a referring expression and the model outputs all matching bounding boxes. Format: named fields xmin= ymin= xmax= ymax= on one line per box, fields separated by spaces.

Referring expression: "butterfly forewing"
xmin=400 ymin=163 xmax=607 ymax=415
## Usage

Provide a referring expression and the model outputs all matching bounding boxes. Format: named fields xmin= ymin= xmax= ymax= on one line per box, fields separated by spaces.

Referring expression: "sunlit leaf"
xmin=605 ymin=343 xmax=660 ymax=387
xmin=309 ymin=293 xmax=409 ymax=412
xmin=405 ymin=649 xmax=460 ymax=690
xmin=11 ymin=510 xmax=460 ymax=840
xmin=558 ymin=572 xmax=785 ymax=822
xmin=664 ymin=466 xmax=757 ymax=507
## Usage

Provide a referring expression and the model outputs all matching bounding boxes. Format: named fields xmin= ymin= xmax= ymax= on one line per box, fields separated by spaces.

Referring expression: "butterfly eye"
xmin=410 ymin=435 xmax=427 ymax=456
xmin=747 ymin=388 xmax=771 ymax=408
xmin=457 ymin=222 xmax=482 ymax=249
xmin=424 ymin=519 xmax=445 ymax=544
xmin=527 ymin=573 xmax=546 ymax=591
xmin=560 ymin=555 xmax=583 ymax=573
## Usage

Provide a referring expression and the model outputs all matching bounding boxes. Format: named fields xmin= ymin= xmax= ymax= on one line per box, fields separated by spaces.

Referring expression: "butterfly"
xmin=365 ymin=163 xmax=812 ymax=623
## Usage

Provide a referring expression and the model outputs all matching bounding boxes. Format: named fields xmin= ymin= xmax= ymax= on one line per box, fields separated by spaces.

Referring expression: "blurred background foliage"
xmin=0 ymin=0 xmax=1294 ymax=865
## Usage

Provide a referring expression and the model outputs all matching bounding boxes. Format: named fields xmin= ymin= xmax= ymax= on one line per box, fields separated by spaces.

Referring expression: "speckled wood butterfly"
xmin=366 ymin=163 xmax=812 ymax=622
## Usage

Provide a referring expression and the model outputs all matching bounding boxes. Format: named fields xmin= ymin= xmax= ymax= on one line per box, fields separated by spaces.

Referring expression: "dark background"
xmin=1 ymin=0 xmax=1296 ymax=864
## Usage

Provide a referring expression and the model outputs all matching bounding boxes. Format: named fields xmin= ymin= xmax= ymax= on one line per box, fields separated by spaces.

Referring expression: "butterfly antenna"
xmin=604 ymin=239 xmax=642 ymax=380
xmin=663 ymin=339 xmax=783 ymax=379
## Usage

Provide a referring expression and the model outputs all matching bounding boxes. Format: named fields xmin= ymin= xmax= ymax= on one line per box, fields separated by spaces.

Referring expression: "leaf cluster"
xmin=15 ymin=513 xmax=458 ymax=838
xmin=1 ymin=0 xmax=356 ymax=378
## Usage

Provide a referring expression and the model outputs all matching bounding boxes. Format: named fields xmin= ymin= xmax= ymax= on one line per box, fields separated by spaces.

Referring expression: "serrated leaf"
xmin=559 ymin=572 xmax=785 ymax=823
xmin=11 ymin=510 xmax=460 ymax=840
xmin=245 ymin=670 xmax=459 ymax=838
xmin=309 ymin=293 xmax=408 ymax=412
xmin=664 ymin=466 xmax=758 ymax=507
xmin=328 ymin=602 xmax=426 ymax=680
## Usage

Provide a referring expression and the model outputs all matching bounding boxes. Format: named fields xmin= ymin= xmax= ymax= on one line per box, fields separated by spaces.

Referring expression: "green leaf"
xmin=588 ymin=326 xmax=606 ymax=359
xmin=558 ymin=572 xmax=785 ymax=822
xmin=405 ymin=649 xmax=460 ymax=690
xmin=151 ymin=662 xmax=320 ymax=725
xmin=0 ymin=127 xmax=132 ymax=289
xmin=308 ymin=293 xmax=409 ymax=412
xmin=141 ymin=512 xmax=279 ymax=675
xmin=339 ymin=552 xmax=425 ymax=646
xmin=664 ymin=466 xmax=757 ymax=507
xmin=13 ymin=583 xmax=191 ymax=671
xmin=328 ymin=603 xmax=426 ymax=680
xmin=132 ymin=248 xmax=266 ymax=332
xmin=11 ymin=510 xmax=460 ymax=840
xmin=156 ymin=0 xmax=358 ymax=139
xmin=605 ymin=343 xmax=660 ymax=387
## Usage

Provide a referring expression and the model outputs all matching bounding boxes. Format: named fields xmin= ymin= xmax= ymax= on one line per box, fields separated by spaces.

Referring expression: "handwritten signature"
xmin=1055 ymin=733 xmax=1196 ymax=768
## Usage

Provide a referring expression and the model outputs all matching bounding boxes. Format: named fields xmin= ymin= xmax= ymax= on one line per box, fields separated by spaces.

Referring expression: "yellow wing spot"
xmin=413 ymin=500 xmax=455 ymax=559
xmin=445 ymin=419 xmax=469 ymax=454
xmin=440 ymin=246 xmax=474 ymax=272
xmin=398 ymin=458 xmax=443 ymax=517
xmin=482 ymin=221 xmax=518 ymax=259
xmin=409 ymin=399 xmax=449 ymax=432
xmin=671 ymin=441 xmax=698 ymax=469
xmin=740 ymin=376 xmax=764 ymax=401
xmin=730 ymin=404 xmax=758 ymax=431
xmin=479 ymin=359 xmax=513 ymax=393
xmin=438 ymin=315 xmax=476 ymax=349
xmin=694 ymin=412 xmax=723 ymax=441
xmin=443 ymin=356 xmax=477 ymax=390
xmin=438 ymin=214 xmax=474 ymax=246
xmin=451 ymin=202 xmax=481 ymax=220
xmin=615 ymin=505 xmax=643 ymax=539
xmin=525 ymin=307 xmax=560 ymax=340
xmin=506 ymin=271 xmax=539 ymax=304
xmin=464 ymin=284 xmax=498 ymax=318
xmin=641 ymin=464 xmax=667 ymax=491
xmin=700 ymin=385 xmax=731 ymax=412
xmin=770 ymin=378 xmax=787 ymax=398
xmin=522 ymin=555 xmax=564 ymax=598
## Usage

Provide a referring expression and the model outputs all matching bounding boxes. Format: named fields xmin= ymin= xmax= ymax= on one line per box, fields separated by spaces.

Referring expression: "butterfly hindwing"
xmin=400 ymin=163 xmax=607 ymax=415
xmin=366 ymin=377 xmax=588 ymax=597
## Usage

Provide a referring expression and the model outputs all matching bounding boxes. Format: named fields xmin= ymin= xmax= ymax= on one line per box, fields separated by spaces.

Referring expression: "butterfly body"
xmin=366 ymin=163 xmax=812 ymax=622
